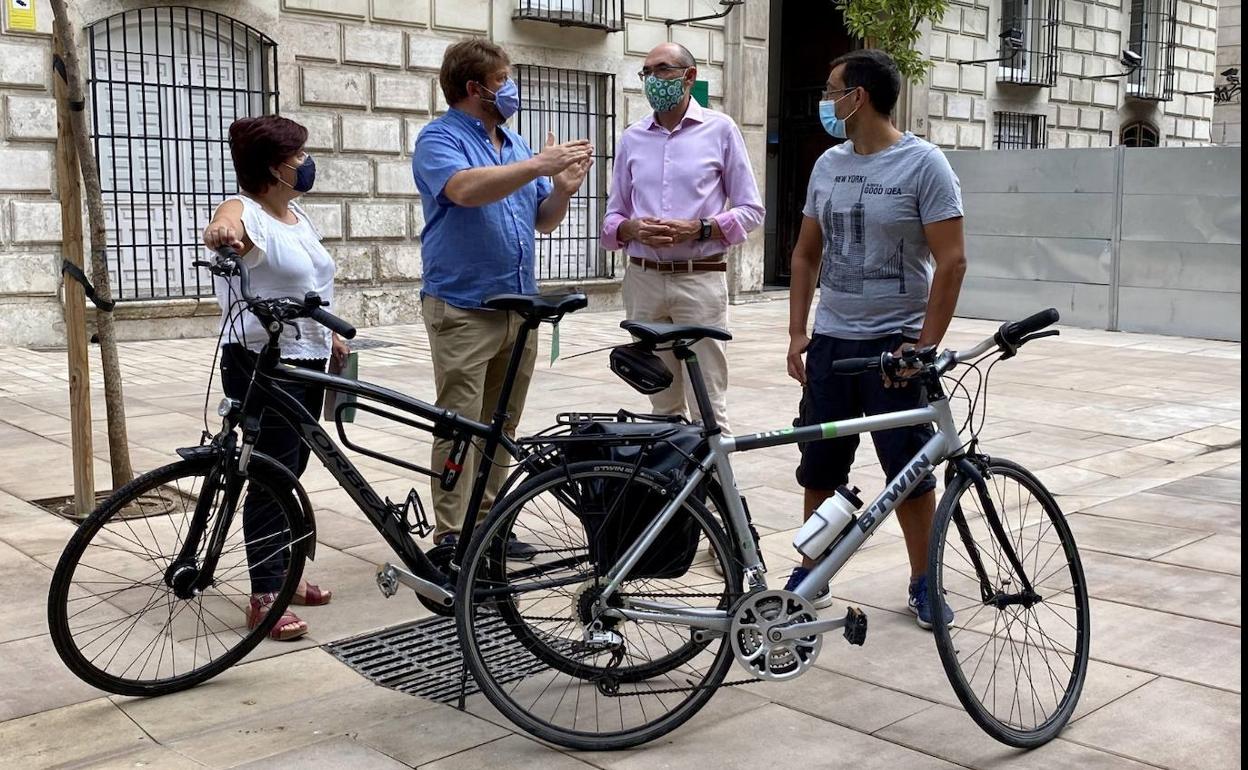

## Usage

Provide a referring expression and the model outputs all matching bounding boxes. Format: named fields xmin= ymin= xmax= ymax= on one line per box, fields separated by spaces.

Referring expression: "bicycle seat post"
xmin=674 ymin=342 xmax=721 ymax=436
xmin=453 ymin=313 xmax=541 ymax=562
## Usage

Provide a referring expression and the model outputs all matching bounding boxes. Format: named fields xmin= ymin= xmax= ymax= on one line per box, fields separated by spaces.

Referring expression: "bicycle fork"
xmin=951 ymin=457 xmax=1042 ymax=609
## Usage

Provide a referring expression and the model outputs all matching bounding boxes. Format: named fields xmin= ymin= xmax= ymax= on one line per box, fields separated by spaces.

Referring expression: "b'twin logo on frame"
xmin=857 ymin=452 xmax=934 ymax=531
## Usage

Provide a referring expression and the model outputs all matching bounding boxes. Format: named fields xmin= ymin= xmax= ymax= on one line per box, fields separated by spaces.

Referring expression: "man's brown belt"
xmin=629 ymin=256 xmax=727 ymax=273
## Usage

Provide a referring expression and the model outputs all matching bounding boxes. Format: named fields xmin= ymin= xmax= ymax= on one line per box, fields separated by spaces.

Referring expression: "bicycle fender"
xmin=176 ymin=445 xmax=319 ymax=561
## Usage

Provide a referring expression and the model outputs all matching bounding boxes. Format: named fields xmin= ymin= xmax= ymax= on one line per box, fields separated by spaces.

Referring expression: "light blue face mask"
xmin=479 ymin=78 xmax=521 ymax=121
xmin=818 ymin=90 xmax=860 ymax=139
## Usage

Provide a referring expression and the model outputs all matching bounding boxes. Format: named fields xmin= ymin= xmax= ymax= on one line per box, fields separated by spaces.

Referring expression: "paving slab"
xmin=577 ymin=702 xmax=958 ymax=770
xmin=877 ymin=702 xmax=1152 ymax=769
xmin=1064 ymin=676 xmax=1241 ymax=769
xmin=1084 ymin=598 xmax=1241 ymax=692
xmin=1152 ymin=534 xmax=1241 ymax=575
xmin=233 ymin=736 xmax=410 ymax=769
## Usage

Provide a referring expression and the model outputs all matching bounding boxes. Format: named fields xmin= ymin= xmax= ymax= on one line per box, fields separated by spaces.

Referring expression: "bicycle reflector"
xmin=609 ymin=343 xmax=673 ymax=395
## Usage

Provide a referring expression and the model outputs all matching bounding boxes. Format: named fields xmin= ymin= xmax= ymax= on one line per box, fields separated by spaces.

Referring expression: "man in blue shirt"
xmin=413 ymin=39 xmax=591 ymax=554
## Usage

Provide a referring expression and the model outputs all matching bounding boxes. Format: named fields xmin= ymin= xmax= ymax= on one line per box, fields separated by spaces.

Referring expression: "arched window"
xmin=88 ymin=8 xmax=278 ymax=300
xmin=1121 ymin=121 xmax=1160 ymax=147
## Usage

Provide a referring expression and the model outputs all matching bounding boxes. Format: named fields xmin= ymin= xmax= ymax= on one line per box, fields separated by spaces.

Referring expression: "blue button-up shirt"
xmin=412 ymin=108 xmax=551 ymax=308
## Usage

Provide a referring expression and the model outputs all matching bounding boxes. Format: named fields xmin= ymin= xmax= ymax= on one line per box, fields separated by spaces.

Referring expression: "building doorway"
xmin=764 ymin=2 xmax=855 ymax=285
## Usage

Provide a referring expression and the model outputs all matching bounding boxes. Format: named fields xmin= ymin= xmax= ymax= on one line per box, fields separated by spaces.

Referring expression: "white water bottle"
xmin=793 ymin=485 xmax=863 ymax=560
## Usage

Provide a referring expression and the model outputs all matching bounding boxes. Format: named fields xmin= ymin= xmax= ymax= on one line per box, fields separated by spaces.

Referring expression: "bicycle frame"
xmin=593 ymin=349 xmax=968 ymax=635
xmin=216 ymin=317 xmax=536 ymax=595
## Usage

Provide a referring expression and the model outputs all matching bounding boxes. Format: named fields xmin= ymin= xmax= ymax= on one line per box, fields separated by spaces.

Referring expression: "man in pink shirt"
xmin=601 ymin=43 xmax=765 ymax=433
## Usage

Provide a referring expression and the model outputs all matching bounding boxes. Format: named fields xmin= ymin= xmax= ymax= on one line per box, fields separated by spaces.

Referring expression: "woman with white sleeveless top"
xmin=202 ymin=115 xmax=348 ymax=641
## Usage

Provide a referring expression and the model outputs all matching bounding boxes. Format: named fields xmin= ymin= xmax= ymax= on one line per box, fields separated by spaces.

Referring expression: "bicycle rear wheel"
xmin=455 ymin=460 xmax=742 ymax=751
xmin=930 ymin=457 xmax=1090 ymax=747
xmin=48 ymin=456 xmax=309 ymax=696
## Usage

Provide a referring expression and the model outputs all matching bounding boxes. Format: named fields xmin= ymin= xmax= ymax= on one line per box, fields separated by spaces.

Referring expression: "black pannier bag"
xmin=562 ymin=416 xmax=704 ymax=581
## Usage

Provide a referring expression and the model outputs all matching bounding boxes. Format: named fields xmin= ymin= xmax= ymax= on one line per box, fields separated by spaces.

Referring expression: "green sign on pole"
xmin=692 ymin=80 xmax=709 ymax=108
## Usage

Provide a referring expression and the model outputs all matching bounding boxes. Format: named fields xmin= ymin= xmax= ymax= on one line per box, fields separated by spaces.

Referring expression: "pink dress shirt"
xmin=600 ymin=100 xmax=765 ymax=261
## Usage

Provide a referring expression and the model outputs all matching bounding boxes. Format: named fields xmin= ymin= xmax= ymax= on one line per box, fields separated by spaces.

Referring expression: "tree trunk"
xmin=50 ymin=0 xmax=133 ymax=488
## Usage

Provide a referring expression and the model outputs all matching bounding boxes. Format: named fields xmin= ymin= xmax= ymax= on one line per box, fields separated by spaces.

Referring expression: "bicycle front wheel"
xmin=930 ymin=457 xmax=1090 ymax=747
xmin=455 ymin=460 xmax=742 ymax=751
xmin=48 ymin=456 xmax=309 ymax=696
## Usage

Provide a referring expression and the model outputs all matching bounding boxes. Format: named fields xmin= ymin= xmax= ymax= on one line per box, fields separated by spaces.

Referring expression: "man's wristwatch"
xmin=697 ymin=218 xmax=712 ymax=241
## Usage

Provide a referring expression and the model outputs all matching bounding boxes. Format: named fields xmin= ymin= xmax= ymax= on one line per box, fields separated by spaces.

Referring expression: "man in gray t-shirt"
xmin=785 ymin=50 xmax=967 ymax=630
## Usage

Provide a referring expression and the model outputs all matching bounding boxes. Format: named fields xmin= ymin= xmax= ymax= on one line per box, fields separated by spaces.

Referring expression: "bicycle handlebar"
xmin=827 ymin=308 xmax=1061 ymax=378
xmin=201 ymin=246 xmax=357 ymax=340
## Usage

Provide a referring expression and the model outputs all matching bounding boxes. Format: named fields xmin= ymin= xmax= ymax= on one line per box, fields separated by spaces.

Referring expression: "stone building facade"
xmin=925 ymin=0 xmax=1224 ymax=148
xmin=1212 ymin=0 xmax=1241 ymax=143
xmin=0 ymin=0 xmax=1231 ymax=348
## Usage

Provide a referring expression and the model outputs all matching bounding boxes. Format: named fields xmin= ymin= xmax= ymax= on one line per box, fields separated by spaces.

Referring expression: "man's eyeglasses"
xmin=638 ymin=64 xmax=689 ymax=80
xmin=820 ymin=86 xmax=857 ymax=101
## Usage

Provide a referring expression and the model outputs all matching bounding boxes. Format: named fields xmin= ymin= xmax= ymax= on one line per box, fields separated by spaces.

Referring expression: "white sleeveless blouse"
xmin=212 ymin=194 xmax=337 ymax=360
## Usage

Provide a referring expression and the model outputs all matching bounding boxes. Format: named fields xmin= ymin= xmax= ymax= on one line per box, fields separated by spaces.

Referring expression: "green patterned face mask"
xmin=645 ymin=73 xmax=688 ymax=113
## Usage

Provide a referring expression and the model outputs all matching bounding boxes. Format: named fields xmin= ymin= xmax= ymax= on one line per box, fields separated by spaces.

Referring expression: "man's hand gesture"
xmin=535 ymin=131 xmax=592 ymax=180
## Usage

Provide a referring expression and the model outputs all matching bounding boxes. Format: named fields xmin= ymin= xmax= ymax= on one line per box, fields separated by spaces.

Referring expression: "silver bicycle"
xmin=454 ymin=309 xmax=1089 ymax=751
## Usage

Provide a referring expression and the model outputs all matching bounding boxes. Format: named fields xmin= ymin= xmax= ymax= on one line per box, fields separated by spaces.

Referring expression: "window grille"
xmin=993 ymin=112 xmax=1048 ymax=149
xmin=88 ymin=7 xmax=278 ymax=301
xmin=1127 ymin=0 xmax=1179 ymax=101
xmin=997 ymin=0 xmax=1059 ymax=86
xmin=1120 ymin=120 xmax=1160 ymax=146
xmin=513 ymin=65 xmax=616 ymax=282
xmin=513 ymin=0 xmax=624 ymax=32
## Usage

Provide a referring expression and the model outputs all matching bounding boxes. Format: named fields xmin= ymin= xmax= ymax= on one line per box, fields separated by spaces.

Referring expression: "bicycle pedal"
xmin=376 ymin=563 xmax=400 ymax=599
xmin=843 ymin=606 xmax=868 ymax=646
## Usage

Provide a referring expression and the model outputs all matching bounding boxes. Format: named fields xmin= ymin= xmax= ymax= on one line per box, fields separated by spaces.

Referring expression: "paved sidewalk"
xmin=0 ymin=298 xmax=1240 ymax=769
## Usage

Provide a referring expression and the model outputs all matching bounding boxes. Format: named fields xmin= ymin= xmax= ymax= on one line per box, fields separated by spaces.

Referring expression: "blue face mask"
xmin=819 ymin=90 xmax=860 ymax=139
xmin=479 ymin=78 xmax=521 ymax=121
xmin=280 ymin=154 xmax=316 ymax=193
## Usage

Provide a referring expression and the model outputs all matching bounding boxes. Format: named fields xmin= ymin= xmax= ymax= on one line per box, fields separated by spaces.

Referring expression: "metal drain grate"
xmin=347 ymin=338 xmax=399 ymax=352
xmin=327 ymin=612 xmax=578 ymax=704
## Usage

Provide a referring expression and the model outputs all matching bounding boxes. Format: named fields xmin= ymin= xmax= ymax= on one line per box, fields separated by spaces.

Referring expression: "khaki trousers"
xmin=621 ymin=264 xmax=731 ymax=434
xmin=422 ymin=295 xmax=537 ymax=539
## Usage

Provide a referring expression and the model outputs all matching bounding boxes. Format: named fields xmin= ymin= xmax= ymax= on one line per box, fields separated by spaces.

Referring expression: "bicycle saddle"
xmin=621 ymin=320 xmax=733 ymax=345
xmin=483 ymin=292 xmax=588 ymax=319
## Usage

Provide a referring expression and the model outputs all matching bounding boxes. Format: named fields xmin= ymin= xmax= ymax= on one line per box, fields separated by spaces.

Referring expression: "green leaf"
xmin=833 ymin=0 xmax=950 ymax=84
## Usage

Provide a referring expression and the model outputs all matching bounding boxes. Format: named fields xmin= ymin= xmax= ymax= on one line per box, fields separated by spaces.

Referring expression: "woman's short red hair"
xmin=228 ymin=115 xmax=308 ymax=194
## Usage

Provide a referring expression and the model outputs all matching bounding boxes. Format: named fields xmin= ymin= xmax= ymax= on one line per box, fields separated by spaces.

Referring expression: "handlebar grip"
xmin=999 ymin=308 xmax=1059 ymax=347
xmin=308 ymin=306 xmax=357 ymax=339
xmin=830 ymin=357 xmax=879 ymax=376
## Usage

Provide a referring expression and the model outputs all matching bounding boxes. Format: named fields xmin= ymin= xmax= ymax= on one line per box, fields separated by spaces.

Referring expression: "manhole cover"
xmin=327 ymin=612 xmax=584 ymax=704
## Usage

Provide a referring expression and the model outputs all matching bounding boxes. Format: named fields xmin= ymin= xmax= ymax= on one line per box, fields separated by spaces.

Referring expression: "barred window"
xmin=1127 ymin=0 xmax=1179 ymax=100
xmin=997 ymin=0 xmax=1059 ymax=87
xmin=513 ymin=0 xmax=624 ymax=31
xmin=994 ymin=112 xmax=1048 ymax=149
xmin=1121 ymin=120 xmax=1160 ymax=146
xmin=88 ymin=8 xmax=277 ymax=301
xmin=513 ymin=65 xmax=616 ymax=282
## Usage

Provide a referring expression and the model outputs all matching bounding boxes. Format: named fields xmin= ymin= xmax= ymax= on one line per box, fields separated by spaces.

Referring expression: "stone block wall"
xmin=0 ymin=0 xmax=770 ymax=347
xmin=0 ymin=0 xmax=62 ymax=347
xmin=925 ymin=0 xmax=1220 ymax=149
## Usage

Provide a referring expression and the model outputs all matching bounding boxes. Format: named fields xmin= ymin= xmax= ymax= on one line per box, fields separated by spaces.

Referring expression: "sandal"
xmin=291 ymin=580 xmax=333 ymax=606
xmin=247 ymin=593 xmax=309 ymax=641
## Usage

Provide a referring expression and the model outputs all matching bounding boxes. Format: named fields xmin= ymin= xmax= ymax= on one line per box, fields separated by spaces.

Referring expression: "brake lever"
xmin=1019 ymin=329 xmax=1060 ymax=345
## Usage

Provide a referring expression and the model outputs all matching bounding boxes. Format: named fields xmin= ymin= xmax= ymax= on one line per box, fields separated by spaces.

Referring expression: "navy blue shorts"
xmin=795 ymin=333 xmax=938 ymax=499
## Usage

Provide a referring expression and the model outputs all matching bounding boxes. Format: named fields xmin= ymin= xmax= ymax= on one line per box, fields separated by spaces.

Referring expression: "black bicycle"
xmin=47 ymin=247 xmax=586 ymax=696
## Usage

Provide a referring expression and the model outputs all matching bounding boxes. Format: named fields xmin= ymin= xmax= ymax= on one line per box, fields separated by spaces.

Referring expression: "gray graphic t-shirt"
xmin=803 ymin=133 xmax=963 ymax=339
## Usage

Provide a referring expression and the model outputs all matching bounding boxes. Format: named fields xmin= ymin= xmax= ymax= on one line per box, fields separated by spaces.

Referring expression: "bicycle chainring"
xmin=729 ymin=589 xmax=822 ymax=681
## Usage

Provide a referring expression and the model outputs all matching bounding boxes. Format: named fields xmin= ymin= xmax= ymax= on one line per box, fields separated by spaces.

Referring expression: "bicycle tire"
xmin=48 ymin=456 xmax=309 ymax=697
xmin=930 ymin=457 xmax=1090 ymax=747
xmin=455 ymin=460 xmax=741 ymax=751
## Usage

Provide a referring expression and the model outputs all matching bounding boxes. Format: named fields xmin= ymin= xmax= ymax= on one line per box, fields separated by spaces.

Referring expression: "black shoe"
xmin=506 ymin=534 xmax=538 ymax=562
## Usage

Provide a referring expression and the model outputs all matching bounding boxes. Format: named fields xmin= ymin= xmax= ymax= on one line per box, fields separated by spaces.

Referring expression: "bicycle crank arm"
xmin=377 ymin=562 xmax=453 ymax=609
xmin=771 ymin=606 xmax=868 ymax=645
